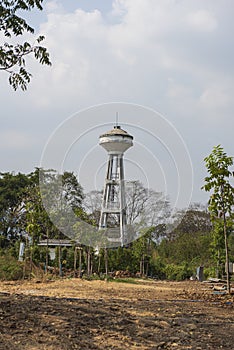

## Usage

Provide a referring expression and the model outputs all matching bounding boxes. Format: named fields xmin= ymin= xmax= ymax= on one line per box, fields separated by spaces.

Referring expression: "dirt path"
xmin=0 ymin=279 xmax=233 ymax=349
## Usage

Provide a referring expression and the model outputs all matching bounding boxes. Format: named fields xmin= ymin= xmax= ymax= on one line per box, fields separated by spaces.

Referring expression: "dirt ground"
xmin=0 ymin=278 xmax=233 ymax=350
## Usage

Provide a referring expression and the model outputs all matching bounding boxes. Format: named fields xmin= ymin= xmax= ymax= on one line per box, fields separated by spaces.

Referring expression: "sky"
xmin=1 ymin=0 xmax=234 ymax=208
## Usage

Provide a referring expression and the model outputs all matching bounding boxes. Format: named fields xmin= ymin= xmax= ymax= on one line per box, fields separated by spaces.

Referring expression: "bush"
xmin=0 ymin=255 xmax=24 ymax=280
xmin=203 ymin=266 xmax=217 ymax=279
xmin=163 ymin=263 xmax=192 ymax=281
xmin=149 ymin=257 xmax=166 ymax=279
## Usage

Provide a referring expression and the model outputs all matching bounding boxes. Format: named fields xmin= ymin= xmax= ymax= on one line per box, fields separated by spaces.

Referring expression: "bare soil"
xmin=0 ymin=278 xmax=233 ymax=349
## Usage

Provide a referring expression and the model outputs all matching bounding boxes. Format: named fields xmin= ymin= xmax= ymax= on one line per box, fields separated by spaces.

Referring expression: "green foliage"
xmin=0 ymin=172 xmax=31 ymax=212
xmin=210 ymin=219 xmax=226 ymax=262
xmin=229 ymin=231 xmax=234 ymax=261
xmin=203 ymin=266 xmax=217 ymax=280
xmin=148 ymin=255 xmax=166 ymax=279
xmin=163 ymin=263 xmax=193 ymax=281
xmin=62 ymin=172 xmax=84 ymax=210
xmin=0 ymin=0 xmax=51 ymax=90
xmin=0 ymin=0 xmax=43 ymax=37
xmin=0 ymin=169 xmax=85 ymax=254
xmin=108 ymin=247 xmax=136 ymax=272
xmin=155 ymin=208 xmax=213 ymax=278
xmin=0 ymin=165 xmax=233 ymax=281
xmin=31 ymin=245 xmax=44 ymax=264
xmin=0 ymin=172 xmax=32 ymax=241
xmin=0 ymin=254 xmax=23 ymax=280
xmin=157 ymin=230 xmax=212 ymax=266
xmin=202 ymin=145 xmax=234 ymax=219
xmin=202 ymin=145 xmax=234 ymax=291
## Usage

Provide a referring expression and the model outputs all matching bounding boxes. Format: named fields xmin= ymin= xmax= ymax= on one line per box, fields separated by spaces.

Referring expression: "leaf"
xmin=0 ymin=0 xmax=51 ymax=90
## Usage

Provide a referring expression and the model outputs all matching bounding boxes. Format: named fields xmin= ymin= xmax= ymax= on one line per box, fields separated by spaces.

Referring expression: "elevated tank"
xmin=99 ymin=125 xmax=133 ymax=154
xmin=99 ymin=125 xmax=134 ymax=247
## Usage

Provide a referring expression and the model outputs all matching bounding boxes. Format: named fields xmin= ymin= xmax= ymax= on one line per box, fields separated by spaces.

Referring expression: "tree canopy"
xmin=0 ymin=0 xmax=51 ymax=90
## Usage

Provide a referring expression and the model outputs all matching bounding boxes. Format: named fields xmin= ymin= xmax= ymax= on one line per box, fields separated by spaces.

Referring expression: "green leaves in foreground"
xmin=202 ymin=145 xmax=234 ymax=219
xmin=0 ymin=0 xmax=51 ymax=90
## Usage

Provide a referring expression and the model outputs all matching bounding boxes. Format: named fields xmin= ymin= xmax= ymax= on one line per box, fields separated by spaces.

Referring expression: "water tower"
xmin=99 ymin=125 xmax=133 ymax=246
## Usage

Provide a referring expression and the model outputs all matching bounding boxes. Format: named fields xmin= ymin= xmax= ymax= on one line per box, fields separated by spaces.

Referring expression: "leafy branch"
xmin=0 ymin=0 xmax=51 ymax=90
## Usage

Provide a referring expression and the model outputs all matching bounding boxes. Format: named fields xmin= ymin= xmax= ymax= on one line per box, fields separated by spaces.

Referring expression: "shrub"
xmin=149 ymin=257 xmax=166 ymax=279
xmin=0 ymin=255 xmax=24 ymax=280
xmin=163 ymin=263 xmax=192 ymax=281
xmin=203 ymin=266 xmax=217 ymax=279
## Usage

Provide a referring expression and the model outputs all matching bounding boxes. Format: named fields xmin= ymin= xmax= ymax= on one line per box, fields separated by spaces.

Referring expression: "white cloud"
xmin=45 ymin=1 xmax=62 ymax=14
xmin=2 ymin=0 xmax=234 ymax=202
xmin=11 ymin=0 xmax=234 ymax=120
xmin=20 ymin=0 xmax=232 ymax=135
xmin=187 ymin=10 xmax=217 ymax=32
xmin=200 ymin=83 xmax=233 ymax=109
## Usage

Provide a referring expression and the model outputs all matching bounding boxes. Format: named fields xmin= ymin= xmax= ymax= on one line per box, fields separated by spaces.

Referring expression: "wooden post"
xmin=58 ymin=246 xmax=62 ymax=277
xmin=74 ymin=246 xmax=77 ymax=277
xmin=23 ymin=238 xmax=28 ymax=280
xmin=45 ymin=230 xmax=49 ymax=274
xmin=105 ymin=248 xmax=108 ymax=277
xmin=29 ymin=246 xmax=33 ymax=280
xmin=79 ymin=247 xmax=82 ymax=278
xmin=98 ymin=251 xmax=101 ymax=275
xmin=87 ymin=246 xmax=91 ymax=276
xmin=223 ymin=212 xmax=231 ymax=294
xmin=139 ymin=258 xmax=142 ymax=277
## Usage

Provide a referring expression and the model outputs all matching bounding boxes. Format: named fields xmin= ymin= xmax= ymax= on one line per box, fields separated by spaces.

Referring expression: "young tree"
xmin=0 ymin=0 xmax=51 ymax=90
xmin=202 ymin=145 xmax=234 ymax=293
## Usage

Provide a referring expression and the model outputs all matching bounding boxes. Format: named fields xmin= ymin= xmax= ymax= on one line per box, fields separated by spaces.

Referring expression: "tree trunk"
xmin=90 ymin=253 xmax=93 ymax=275
xmin=29 ymin=246 xmax=33 ymax=280
xmin=23 ymin=239 xmax=28 ymax=280
xmin=146 ymin=258 xmax=149 ymax=277
xmin=23 ymin=238 xmax=29 ymax=280
xmin=223 ymin=213 xmax=231 ymax=294
xmin=139 ymin=258 xmax=142 ymax=277
xmin=79 ymin=247 xmax=82 ymax=278
xmin=58 ymin=246 xmax=62 ymax=277
xmin=74 ymin=246 xmax=77 ymax=277
xmin=216 ymin=249 xmax=220 ymax=279
xmin=87 ymin=246 xmax=91 ymax=276
xmin=104 ymin=248 xmax=108 ymax=276
xmin=98 ymin=252 xmax=101 ymax=275
xmin=45 ymin=230 xmax=49 ymax=274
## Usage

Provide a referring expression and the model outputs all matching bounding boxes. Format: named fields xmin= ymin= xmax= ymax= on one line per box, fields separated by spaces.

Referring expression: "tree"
xmin=62 ymin=171 xmax=84 ymax=211
xmin=0 ymin=171 xmax=32 ymax=242
xmin=125 ymin=181 xmax=148 ymax=225
xmin=0 ymin=0 xmax=51 ymax=90
xmin=210 ymin=218 xmax=233 ymax=278
xmin=83 ymin=190 xmax=102 ymax=225
xmin=144 ymin=190 xmax=171 ymax=227
xmin=157 ymin=208 xmax=212 ymax=268
xmin=202 ymin=145 xmax=234 ymax=293
xmin=132 ymin=227 xmax=157 ymax=276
